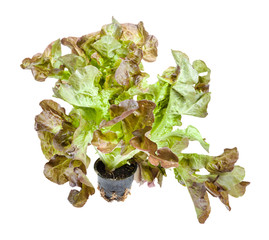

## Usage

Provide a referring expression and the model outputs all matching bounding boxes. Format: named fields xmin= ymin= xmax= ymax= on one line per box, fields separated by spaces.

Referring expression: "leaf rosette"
xmin=21 ymin=18 xmax=249 ymax=222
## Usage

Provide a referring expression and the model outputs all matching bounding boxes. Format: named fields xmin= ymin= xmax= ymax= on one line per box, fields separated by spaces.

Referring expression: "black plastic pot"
xmin=94 ymin=159 xmax=137 ymax=202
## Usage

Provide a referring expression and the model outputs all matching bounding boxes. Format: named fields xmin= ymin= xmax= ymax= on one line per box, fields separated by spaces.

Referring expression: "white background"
xmin=1 ymin=0 xmax=268 ymax=239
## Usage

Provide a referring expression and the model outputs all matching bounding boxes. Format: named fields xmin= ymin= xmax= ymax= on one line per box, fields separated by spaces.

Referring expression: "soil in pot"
xmin=94 ymin=159 xmax=137 ymax=202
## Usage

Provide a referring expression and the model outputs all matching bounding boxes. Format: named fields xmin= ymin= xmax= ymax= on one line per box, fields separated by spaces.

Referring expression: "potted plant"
xmin=21 ymin=18 xmax=249 ymax=223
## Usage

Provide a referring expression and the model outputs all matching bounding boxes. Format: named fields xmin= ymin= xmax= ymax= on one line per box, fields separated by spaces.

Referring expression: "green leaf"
xmin=96 ymin=147 xmax=140 ymax=171
xmin=156 ymin=125 xmax=209 ymax=153
xmin=171 ymin=50 xmax=211 ymax=117
xmin=193 ymin=60 xmax=211 ymax=87
xmin=53 ymin=66 xmax=112 ymax=114
xmin=65 ymin=108 xmax=99 ymax=168
xmin=228 ymin=181 xmax=250 ymax=198
xmin=147 ymin=80 xmax=182 ymax=139
xmin=150 ymin=50 xmax=211 ymax=133
xmin=67 ymin=65 xmax=101 ymax=94
xmin=101 ymin=17 xmax=122 ymax=39
xmin=58 ymin=54 xmax=87 ymax=73
xmin=172 ymin=50 xmax=199 ymax=85
xmin=179 ymin=153 xmax=212 ymax=170
xmin=216 ymin=166 xmax=245 ymax=191
xmin=91 ymin=35 xmax=121 ymax=58
xmin=174 ymin=89 xmax=211 ymax=117
xmin=79 ymin=32 xmax=101 ymax=59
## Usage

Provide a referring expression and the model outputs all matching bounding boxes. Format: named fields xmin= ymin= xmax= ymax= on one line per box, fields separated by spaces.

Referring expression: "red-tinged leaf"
xmin=91 ymin=130 xmax=119 ymax=153
xmin=100 ymin=99 xmax=139 ymax=128
xmin=21 ymin=39 xmax=62 ymax=81
xmin=130 ymin=127 xmax=178 ymax=168
xmin=206 ymin=148 xmax=239 ymax=173
xmin=149 ymin=147 xmax=179 ymax=168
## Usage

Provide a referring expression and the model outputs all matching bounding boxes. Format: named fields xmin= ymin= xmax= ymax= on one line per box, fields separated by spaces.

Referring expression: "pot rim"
xmin=94 ymin=158 xmax=137 ymax=180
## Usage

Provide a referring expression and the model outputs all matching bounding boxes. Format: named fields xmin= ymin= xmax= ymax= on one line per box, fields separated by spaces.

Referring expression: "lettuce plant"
xmin=21 ymin=18 xmax=249 ymax=223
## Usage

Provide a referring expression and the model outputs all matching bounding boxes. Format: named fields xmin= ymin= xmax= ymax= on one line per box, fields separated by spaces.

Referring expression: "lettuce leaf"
xmin=130 ymin=127 xmax=179 ymax=168
xmin=156 ymin=125 xmax=209 ymax=153
xmin=91 ymin=35 xmax=122 ymax=58
xmin=35 ymin=100 xmax=95 ymax=207
xmin=21 ymin=39 xmax=63 ymax=81
xmin=174 ymin=148 xmax=249 ymax=223
xmin=133 ymin=152 xmax=165 ymax=187
xmin=142 ymin=50 xmax=211 ymax=140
